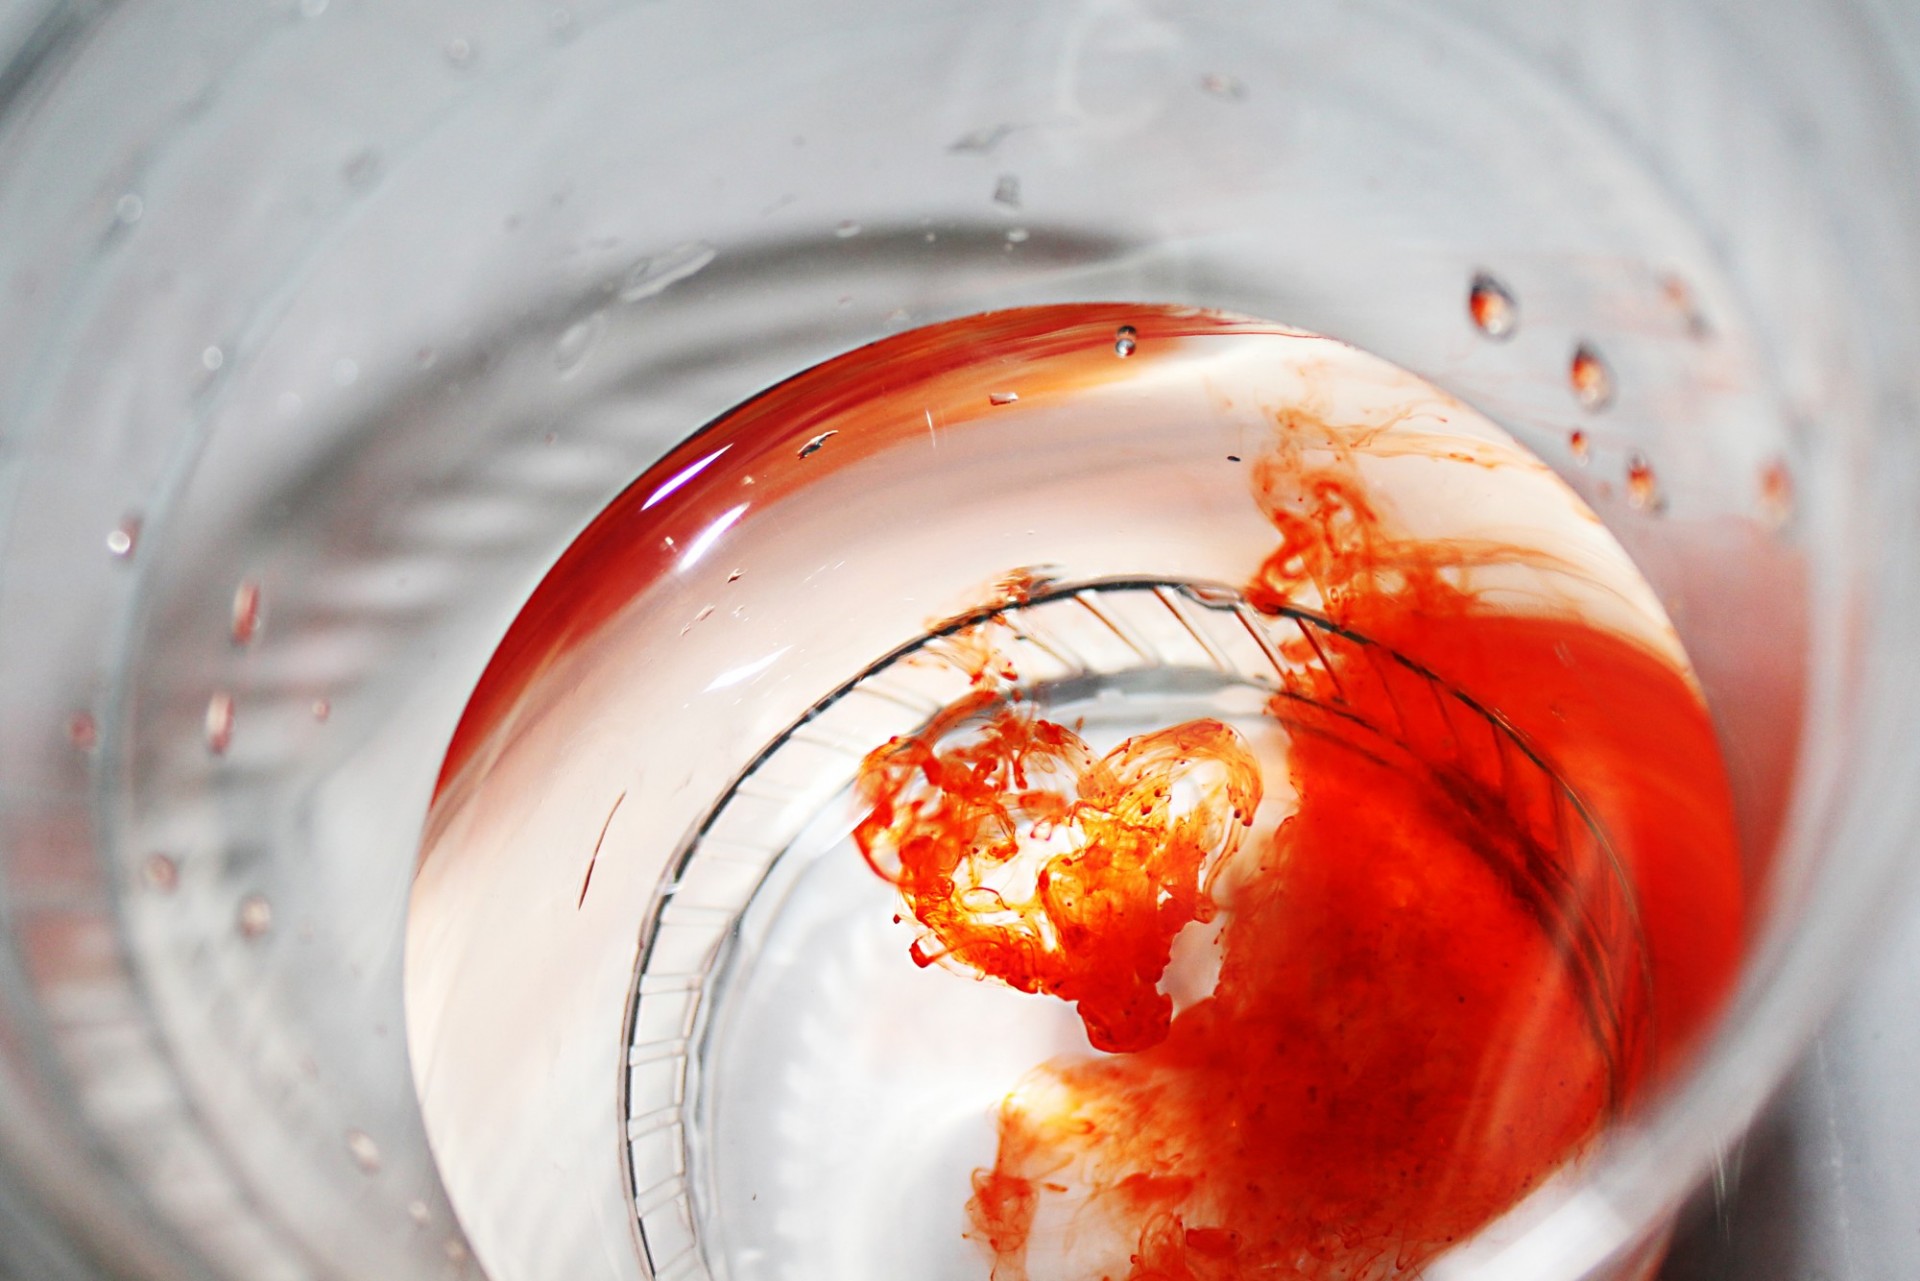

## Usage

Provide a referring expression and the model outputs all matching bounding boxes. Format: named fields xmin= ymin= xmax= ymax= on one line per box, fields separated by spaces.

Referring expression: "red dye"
xmin=855 ymin=407 xmax=1741 ymax=1279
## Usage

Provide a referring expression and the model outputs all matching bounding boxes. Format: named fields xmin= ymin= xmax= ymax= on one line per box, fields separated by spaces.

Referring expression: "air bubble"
xmin=833 ymin=220 xmax=862 ymax=239
xmin=114 ymin=193 xmax=144 ymax=225
xmin=332 ymin=357 xmax=359 ymax=386
xmin=106 ymin=517 xmax=141 ymax=559
xmin=205 ymin=692 xmax=235 ymax=755
xmin=1467 ymin=274 xmax=1518 ymax=340
xmin=67 ymin=713 xmax=97 ymax=751
xmin=231 ymin=581 xmax=262 ymax=646
xmin=993 ymin=175 xmax=1022 ymax=209
xmin=408 ymin=1200 xmax=432 ymax=1227
xmin=989 ymin=391 xmax=1020 ymax=406
xmin=1626 ymin=454 xmax=1659 ymax=510
xmin=1005 ymin=227 xmax=1029 ymax=244
xmin=237 ymin=893 xmax=273 ymax=939
xmin=201 ymin=346 xmax=225 ymax=372
xmin=141 ymin=853 xmax=180 ymax=895
xmin=444 ymin=36 xmax=475 ymax=67
xmin=298 ymin=0 xmax=327 ymax=17
xmin=1568 ymin=430 xmax=1590 ymax=465
xmin=345 ymin=1129 xmax=383 ymax=1174
xmin=312 ymin=697 xmax=332 ymax=722
xmin=1114 ymin=325 xmax=1138 ymax=358
xmin=1569 ymin=344 xmax=1613 ymax=411
xmin=554 ymin=313 xmax=605 ymax=377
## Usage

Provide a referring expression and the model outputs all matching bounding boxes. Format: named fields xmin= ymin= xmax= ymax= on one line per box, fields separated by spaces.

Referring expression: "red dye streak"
xmin=854 ymin=393 xmax=1741 ymax=1278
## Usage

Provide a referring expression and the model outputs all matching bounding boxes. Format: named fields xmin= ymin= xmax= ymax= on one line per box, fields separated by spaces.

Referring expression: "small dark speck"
xmin=1227 ymin=455 xmax=1242 ymax=462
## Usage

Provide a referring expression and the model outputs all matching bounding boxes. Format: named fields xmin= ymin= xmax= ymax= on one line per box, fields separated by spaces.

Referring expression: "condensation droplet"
xmin=114 ymin=193 xmax=144 ymax=224
xmin=554 ymin=313 xmax=605 ymax=378
xmin=231 ymin=581 xmax=262 ymax=646
xmin=345 ymin=1129 xmax=383 ymax=1174
xmin=798 ymin=430 xmax=837 ymax=459
xmin=237 ymin=893 xmax=273 ymax=939
xmin=67 ymin=712 xmax=97 ymax=751
xmin=201 ymin=346 xmax=225 ymax=372
xmin=311 ymin=697 xmax=332 ymax=722
xmin=833 ymin=219 xmax=862 ymax=239
xmin=141 ymin=852 xmax=180 ymax=895
xmin=619 ymin=241 xmax=717 ymax=302
xmin=992 ymin=174 xmax=1021 ymax=209
xmin=342 ymin=150 xmax=383 ymax=190
xmin=1200 ymin=72 xmax=1247 ymax=100
xmin=205 ymin=692 xmax=235 ymax=755
xmin=107 ymin=517 xmax=141 ymax=559
xmin=1114 ymin=325 xmax=1138 ymax=358
xmin=444 ymin=36 xmax=474 ymax=66
xmin=1570 ymin=344 xmax=1613 ymax=411
xmin=1626 ymin=454 xmax=1659 ymax=510
xmin=1661 ymin=274 xmax=1711 ymax=339
xmin=1467 ymin=274 xmax=1518 ymax=340
xmin=1760 ymin=459 xmax=1794 ymax=528
xmin=408 ymin=1200 xmax=432 ymax=1227
xmin=1568 ymin=429 xmax=1591 ymax=465
xmin=988 ymin=391 xmax=1019 ymax=406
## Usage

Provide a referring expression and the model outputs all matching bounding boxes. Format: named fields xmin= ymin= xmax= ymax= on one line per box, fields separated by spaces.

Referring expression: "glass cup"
xmin=1 ymin=2 xmax=1918 ymax=1279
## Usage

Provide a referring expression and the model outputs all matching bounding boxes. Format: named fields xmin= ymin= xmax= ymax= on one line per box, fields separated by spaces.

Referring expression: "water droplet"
xmin=231 ymin=581 xmax=262 ymax=646
xmin=1661 ymin=274 xmax=1711 ymax=339
xmin=332 ymin=356 xmax=359 ymax=386
xmin=341 ymin=149 xmax=383 ymax=190
xmin=1114 ymin=325 xmax=1138 ymax=358
xmin=443 ymin=1239 xmax=470 ymax=1263
xmin=298 ymin=0 xmax=328 ymax=17
xmin=1568 ymin=429 xmax=1591 ymax=465
xmin=106 ymin=517 xmax=141 ymax=559
xmin=201 ymin=346 xmax=225 ymax=372
xmin=1626 ymin=453 xmax=1659 ymax=509
xmin=205 ymin=692 xmax=235 ymax=755
xmin=798 ymin=430 xmax=837 ymax=459
xmin=408 ymin=1200 xmax=432 ymax=1227
xmin=1760 ymin=459 xmax=1794 ymax=527
xmin=1200 ymin=72 xmax=1247 ymax=100
xmin=114 ymin=193 xmax=144 ymax=224
xmin=1005 ymin=227 xmax=1029 ymax=244
xmin=67 ymin=712 xmax=97 ymax=751
xmin=548 ymin=6 xmax=575 ymax=37
xmin=618 ymin=241 xmax=717 ymax=302
xmin=554 ymin=313 xmax=605 ymax=377
xmin=345 ymin=1129 xmax=383 ymax=1173
xmin=988 ymin=391 xmax=1020 ymax=406
xmin=311 ymin=697 xmax=332 ymax=722
xmin=833 ymin=219 xmax=862 ymax=239
xmin=444 ymin=36 xmax=475 ymax=67
xmin=1467 ymin=274 xmax=1518 ymax=340
xmin=141 ymin=852 xmax=180 ymax=895
xmin=237 ymin=893 xmax=273 ymax=939
xmin=992 ymin=174 xmax=1022 ymax=209
xmin=1569 ymin=344 xmax=1613 ymax=410
xmin=948 ymin=123 xmax=1016 ymax=154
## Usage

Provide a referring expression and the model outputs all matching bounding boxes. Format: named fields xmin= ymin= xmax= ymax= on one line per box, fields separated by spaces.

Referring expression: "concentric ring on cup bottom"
xmin=618 ymin=577 xmax=1645 ymax=1281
